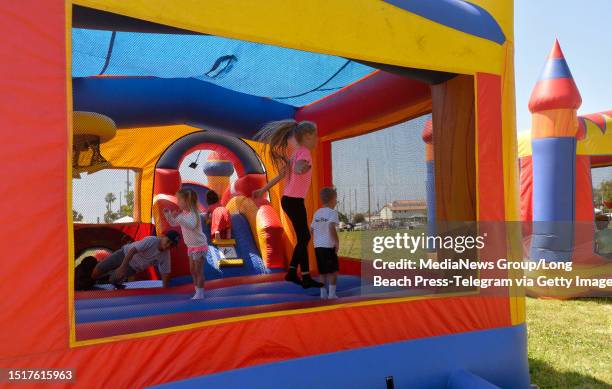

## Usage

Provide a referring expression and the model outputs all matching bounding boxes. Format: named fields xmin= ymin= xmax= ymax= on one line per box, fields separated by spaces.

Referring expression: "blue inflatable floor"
xmin=76 ymin=275 xmax=365 ymax=324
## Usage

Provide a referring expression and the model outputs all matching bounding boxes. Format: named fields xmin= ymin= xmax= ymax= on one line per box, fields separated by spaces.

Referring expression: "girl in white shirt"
xmin=164 ymin=188 xmax=208 ymax=299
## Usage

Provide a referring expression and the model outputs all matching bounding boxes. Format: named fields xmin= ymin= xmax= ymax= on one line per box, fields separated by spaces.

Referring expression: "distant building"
xmin=365 ymin=214 xmax=381 ymax=223
xmin=380 ymin=200 xmax=427 ymax=222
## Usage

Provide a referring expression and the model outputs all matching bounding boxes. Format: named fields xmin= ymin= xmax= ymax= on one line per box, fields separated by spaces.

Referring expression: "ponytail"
xmin=254 ymin=119 xmax=317 ymax=173
xmin=177 ymin=188 xmax=201 ymax=230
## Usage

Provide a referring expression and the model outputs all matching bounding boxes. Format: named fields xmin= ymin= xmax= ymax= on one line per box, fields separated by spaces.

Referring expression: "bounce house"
xmin=1 ymin=1 xmax=533 ymax=388
xmin=518 ymin=39 xmax=612 ymax=298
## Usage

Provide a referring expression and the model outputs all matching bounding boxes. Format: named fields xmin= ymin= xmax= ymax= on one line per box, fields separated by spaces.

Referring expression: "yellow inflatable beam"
xmin=73 ymin=0 xmax=507 ymax=75
xmin=73 ymin=111 xmax=116 ymax=143
xmin=518 ymin=113 xmax=612 ymax=158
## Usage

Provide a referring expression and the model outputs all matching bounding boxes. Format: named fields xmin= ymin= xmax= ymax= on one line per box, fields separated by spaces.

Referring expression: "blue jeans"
xmin=95 ymin=249 xmax=137 ymax=283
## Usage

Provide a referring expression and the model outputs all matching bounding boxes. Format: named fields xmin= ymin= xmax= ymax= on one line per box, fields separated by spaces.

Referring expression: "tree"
xmin=119 ymin=190 xmax=134 ymax=217
xmin=597 ymin=180 xmax=612 ymax=209
xmin=600 ymin=180 xmax=612 ymax=200
xmin=103 ymin=192 xmax=119 ymax=223
xmin=73 ymin=209 xmax=83 ymax=222
xmin=353 ymin=213 xmax=365 ymax=224
xmin=338 ymin=212 xmax=349 ymax=223
xmin=104 ymin=210 xmax=119 ymax=223
xmin=104 ymin=192 xmax=117 ymax=212
xmin=593 ymin=186 xmax=602 ymax=204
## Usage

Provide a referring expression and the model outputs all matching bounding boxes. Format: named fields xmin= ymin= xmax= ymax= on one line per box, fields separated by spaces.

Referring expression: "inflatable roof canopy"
xmin=1 ymin=1 xmax=531 ymax=388
xmin=72 ymin=6 xmax=456 ymax=137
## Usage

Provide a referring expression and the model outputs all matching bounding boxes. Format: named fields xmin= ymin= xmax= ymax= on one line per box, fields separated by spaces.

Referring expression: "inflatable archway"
xmin=150 ymin=131 xmax=284 ymax=278
xmin=1 ymin=1 xmax=531 ymax=388
xmin=518 ymin=40 xmax=611 ymax=297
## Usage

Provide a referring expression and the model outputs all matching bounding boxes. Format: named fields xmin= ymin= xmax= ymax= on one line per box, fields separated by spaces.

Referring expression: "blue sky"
xmin=515 ymin=0 xmax=611 ymax=191
xmin=515 ymin=0 xmax=611 ymax=132
xmin=333 ymin=0 xmax=612 ymax=213
xmin=73 ymin=2 xmax=611 ymax=221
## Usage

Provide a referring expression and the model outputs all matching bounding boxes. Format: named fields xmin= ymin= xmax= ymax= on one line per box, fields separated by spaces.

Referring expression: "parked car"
xmin=353 ymin=223 xmax=366 ymax=231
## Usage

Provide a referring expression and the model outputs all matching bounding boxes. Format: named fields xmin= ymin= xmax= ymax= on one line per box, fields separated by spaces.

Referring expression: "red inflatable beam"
xmin=153 ymin=169 xmax=182 ymax=197
xmin=296 ymin=70 xmax=431 ymax=139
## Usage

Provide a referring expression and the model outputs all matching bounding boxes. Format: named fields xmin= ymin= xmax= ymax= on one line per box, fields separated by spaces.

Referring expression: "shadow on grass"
xmin=573 ymin=297 xmax=612 ymax=306
xmin=529 ymin=358 xmax=612 ymax=389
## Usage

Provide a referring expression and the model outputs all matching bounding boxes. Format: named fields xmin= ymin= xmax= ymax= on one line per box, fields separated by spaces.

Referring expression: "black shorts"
xmin=315 ymin=247 xmax=339 ymax=274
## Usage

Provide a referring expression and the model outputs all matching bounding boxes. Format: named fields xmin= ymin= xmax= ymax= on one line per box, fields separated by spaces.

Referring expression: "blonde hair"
xmin=254 ymin=119 xmax=317 ymax=172
xmin=176 ymin=188 xmax=201 ymax=229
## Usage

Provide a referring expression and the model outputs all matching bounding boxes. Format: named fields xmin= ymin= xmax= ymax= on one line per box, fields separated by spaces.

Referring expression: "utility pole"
xmin=347 ymin=191 xmax=350 ymax=220
xmin=354 ymin=188 xmax=357 ymax=217
xmin=351 ymin=189 xmax=353 ymax=220
xmin=367 ymin=158 xmax=371 ymax=225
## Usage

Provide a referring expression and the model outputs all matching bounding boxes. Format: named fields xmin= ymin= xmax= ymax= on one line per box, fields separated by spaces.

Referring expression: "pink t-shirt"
xmin=283 ymin=146 xmax=312 ymax=198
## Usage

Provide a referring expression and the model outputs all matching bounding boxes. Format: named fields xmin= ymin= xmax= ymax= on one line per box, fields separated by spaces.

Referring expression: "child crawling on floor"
xmin=205 ymin=190 xmax=232 ymax=241
xmin=311 ymin=187 xmax=340 ymax=299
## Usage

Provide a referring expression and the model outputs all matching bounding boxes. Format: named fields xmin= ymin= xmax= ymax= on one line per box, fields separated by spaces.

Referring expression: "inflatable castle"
xmin=1 ymin=1 xmax=533 ymax=387
xmin=518 ymin=39 xmax=611 ymax=298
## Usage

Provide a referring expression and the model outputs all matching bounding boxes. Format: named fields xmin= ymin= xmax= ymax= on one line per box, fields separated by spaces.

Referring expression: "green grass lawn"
xmin=339 ymin=230 xmax=610 ymax=388
xmin=527 ymin=297 xmax=611 ymax=388
xmin=339 ymin=230 xmax=611 ymax=388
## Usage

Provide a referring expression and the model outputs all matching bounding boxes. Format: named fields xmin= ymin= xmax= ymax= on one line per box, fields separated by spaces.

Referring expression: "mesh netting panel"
xmin=332 ymin=115 xmax=430 ymax=220
xmin=592 ymin=166 xmax=612 ymax=192
xmin=72 ymin=28 xmax=375 ymax=106
xmin=73 ymin=169 xmax=137 ymax=224
xmin=593 ymin=166 xmax=612 ymax=257
xmin=332 ymin=114 xmax=431 ymax=258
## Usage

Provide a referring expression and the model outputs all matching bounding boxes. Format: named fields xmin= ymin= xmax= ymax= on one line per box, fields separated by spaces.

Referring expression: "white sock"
xmin=192 ymin=287 xmax=204 ymax=299
xmin=328 ymin=284 xmax=337 ymax=298
xmin=320 ymin=287 xmax=328 ymax=299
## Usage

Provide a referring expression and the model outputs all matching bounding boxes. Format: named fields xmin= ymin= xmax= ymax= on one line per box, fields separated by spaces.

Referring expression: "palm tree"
xmin=72 ymin=209 xmax=83 ymax=222
xmin=119 ymin=190 xmax=134 ymax=217
xmin=105 ymin=192 xmax=116 ymax=212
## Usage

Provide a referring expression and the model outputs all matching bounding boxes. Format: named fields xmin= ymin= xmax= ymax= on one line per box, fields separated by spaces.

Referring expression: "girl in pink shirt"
xmin=253 ymin=120 xmax=323 ymax=289
xmin=164 ymin=188 xmax=208 ymax=299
